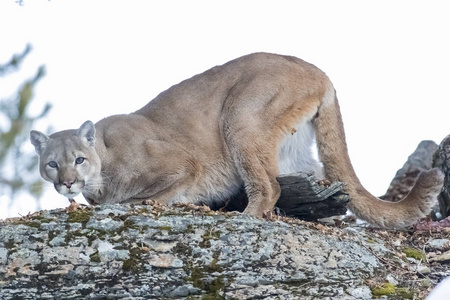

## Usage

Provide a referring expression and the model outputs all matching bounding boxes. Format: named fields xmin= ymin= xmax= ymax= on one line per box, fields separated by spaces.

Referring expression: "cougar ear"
xmin=30 ymin=130 xmax=50 ymax=155
xmin=77 ymin=120 xmax=96 ymax=147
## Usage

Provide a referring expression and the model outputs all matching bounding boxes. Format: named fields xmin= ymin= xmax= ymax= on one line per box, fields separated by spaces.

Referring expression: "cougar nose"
xmin=63 ymin=179 xmax=75 ymax=188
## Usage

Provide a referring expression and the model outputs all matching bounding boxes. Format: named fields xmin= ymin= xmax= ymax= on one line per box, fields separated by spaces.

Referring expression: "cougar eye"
xmin=75 ymin=157 xmax=85 ymax=165
xmin=48 ymin=161 xmax=58 ymax=168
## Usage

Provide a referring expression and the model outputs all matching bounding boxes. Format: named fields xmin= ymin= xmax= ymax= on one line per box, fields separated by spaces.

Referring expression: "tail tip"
xmin=417 ymin=168 xmax=445 ymax=194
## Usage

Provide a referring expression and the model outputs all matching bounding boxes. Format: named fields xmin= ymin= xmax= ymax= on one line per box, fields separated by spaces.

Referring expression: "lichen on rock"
xmin=0 ymin=203 xmax=446 ymax=299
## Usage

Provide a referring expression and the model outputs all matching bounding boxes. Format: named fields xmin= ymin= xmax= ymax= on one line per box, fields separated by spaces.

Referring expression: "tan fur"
xmin=30 ymin=53 xmax=444 ymax=228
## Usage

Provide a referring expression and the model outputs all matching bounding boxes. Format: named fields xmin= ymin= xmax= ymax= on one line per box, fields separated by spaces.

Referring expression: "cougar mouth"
xmin=55 ymin=180 xmax=85 ymax=198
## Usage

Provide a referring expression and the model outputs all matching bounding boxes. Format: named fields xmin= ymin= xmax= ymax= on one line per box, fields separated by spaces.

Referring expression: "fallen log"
xmin=276 ymin=173 xmax=350 ymax=220
xmin=218 ymin=172 xmax=350 ymax=221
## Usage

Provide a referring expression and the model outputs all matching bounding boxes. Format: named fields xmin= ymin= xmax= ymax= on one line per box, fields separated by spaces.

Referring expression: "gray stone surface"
xmin=0 ymin=203 xmax=412 ymax=299
xmin=433 ymin=134 xmax=450 ymax=218
xmin=382 ymin=140 xmax=438 ymax=201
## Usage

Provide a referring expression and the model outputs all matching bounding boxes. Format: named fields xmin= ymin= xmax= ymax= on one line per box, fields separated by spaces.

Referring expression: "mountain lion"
xmin=30 ymin=53 xmax=444 ymax=228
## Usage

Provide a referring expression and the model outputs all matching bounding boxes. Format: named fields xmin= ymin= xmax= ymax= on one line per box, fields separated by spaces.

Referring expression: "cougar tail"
xmin=313 ymin=83 xmax=444 ymax=228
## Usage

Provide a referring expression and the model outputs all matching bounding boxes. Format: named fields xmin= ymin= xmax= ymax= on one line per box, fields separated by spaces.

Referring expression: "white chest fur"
xmin=278 ymin=121 xmax=323 ymax=179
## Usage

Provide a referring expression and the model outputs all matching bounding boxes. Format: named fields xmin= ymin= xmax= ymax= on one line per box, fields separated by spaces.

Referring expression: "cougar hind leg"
xmin=222 ymin=115 xmax=282 ymax=216
xmin=221 ymin=75 xmax=323 ymax=216
xmin=227 ymin=137 xmax=281 ymax=217
xmin=225 ymin=121 xmax=321 ymax=216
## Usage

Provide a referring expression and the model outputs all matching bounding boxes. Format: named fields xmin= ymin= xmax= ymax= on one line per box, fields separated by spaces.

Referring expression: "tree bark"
xmin=218 ymin=173 xmax=350 ymax=221
xmin=276 ymin=173 xmax=350 ymax=220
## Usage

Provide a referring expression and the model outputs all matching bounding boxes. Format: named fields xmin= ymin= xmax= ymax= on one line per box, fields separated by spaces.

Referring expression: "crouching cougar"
xmin=30 ymin=53 xmax=444 ymax=228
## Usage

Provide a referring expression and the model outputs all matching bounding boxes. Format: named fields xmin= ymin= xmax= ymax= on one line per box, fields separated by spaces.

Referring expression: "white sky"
xmin=0 ymin=0 xmax=449 ymax=219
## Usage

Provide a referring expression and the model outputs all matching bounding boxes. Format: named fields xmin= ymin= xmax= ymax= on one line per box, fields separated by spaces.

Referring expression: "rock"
xmin=427 ymin=239 xmax=450 ymax=251
xmin=382 ymin=140 xmax=438 ymax=201
xmin=147 ymin=253 xmax=184 ymax=268
xmin=86 ymin=218 xmax=124 ymax=232
xmin=433 ymin=134 xmax=450 ymax=218
xmin=347 ymin=286 xmax=373 ymax=299
xmin=0 ymin=247 xmax=8 ymax=264
xmin=429 ymin=251 xmax=450 ymax=264
xmin=386 ymin=274 xmax=399 ymax=285
xmin=0 ymin=204 xmax=385 ymax=299
xmin=417 ymin=265 xmax=431 ymax=275
xmin=97 ymin=240 xmax=130 ymax=262
xmin=0 ymin=203 xmax=448 ymax=299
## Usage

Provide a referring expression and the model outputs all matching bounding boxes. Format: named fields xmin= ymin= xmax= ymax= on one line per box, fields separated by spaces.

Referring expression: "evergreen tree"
xmin=0 ymin=45 xmax=51 ymax=212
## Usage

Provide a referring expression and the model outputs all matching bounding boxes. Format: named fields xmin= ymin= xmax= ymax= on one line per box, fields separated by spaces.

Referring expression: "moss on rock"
xmin=403 ymin=247 xmax=426 ymax=261
xmin=67 ymin=209 xmax=93 ymax=224
xmin=371 ymin=283 xmax=396 ymax=297
xmin=90 ymin=252 xmax=101 ymax=263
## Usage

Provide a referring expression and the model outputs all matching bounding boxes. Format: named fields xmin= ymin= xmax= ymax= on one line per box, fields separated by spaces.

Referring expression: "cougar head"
xmin=30 ymin=121 xmax=102 ymax=199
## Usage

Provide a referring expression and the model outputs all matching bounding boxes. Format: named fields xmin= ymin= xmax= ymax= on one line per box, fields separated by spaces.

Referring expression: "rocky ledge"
xmin=1 ymin=202 xmax=449 ymax=299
